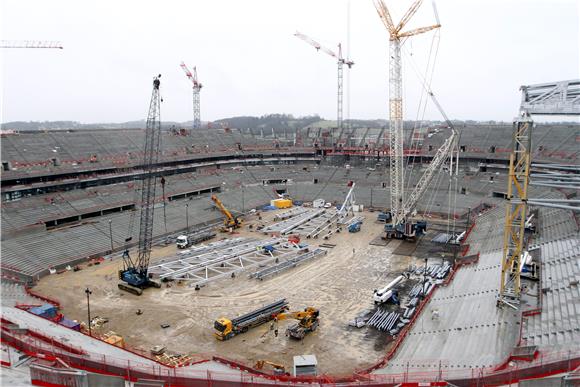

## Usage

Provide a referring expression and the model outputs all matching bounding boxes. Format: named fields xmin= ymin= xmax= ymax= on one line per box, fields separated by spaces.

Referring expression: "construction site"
xmin=1 ymin=1 xmax=579 ymax=386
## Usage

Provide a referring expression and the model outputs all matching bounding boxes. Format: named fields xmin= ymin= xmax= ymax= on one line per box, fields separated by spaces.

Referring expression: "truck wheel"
xmin=241 ymin=326 xmax=249 ymax=333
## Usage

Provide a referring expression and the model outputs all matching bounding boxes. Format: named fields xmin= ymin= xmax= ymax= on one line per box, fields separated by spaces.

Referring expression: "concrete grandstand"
xmin=1 ymin=124 xmax=579 ymax=386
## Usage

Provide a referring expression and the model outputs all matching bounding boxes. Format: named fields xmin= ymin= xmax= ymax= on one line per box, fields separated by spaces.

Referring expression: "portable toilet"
xmin=293 ymin=355 xmax=318 ymax=377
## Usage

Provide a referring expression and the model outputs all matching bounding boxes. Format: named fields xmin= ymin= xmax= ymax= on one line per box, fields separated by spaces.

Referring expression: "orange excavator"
xmin=211 ymin=194 xmax=243 ymax=232
xmin=254 ymin=360 xmax=287 ymax=375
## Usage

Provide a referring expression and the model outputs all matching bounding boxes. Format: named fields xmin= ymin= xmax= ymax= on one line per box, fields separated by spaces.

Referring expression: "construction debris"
xmin=151 ymin=345 xmax=166 ymax=355
xmin=155 ymin=353 xmax=195 ymax=367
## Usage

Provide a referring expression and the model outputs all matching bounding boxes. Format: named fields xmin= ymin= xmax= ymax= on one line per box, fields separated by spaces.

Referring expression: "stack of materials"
xmin=251 ymin=249 xmax=327 ymax=280
xmin=366 ymin=309 xmax=401 ymax=332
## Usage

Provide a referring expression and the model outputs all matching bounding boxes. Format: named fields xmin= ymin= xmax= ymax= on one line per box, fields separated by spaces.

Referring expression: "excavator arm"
xmin=272 ymin=307 xmax=319 ymax=339
xmin=211 ymin=194 xmax=242 ymax=230
xmin=211 ymin=194 xmax=234 ymax=221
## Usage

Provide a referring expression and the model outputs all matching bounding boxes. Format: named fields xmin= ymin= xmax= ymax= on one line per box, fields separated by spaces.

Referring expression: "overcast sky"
xmin=1 ymin=0 xmax=578 ymax=124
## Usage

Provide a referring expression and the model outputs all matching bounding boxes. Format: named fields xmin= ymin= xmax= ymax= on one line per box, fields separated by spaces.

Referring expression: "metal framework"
xmin=294 ymin=32 xmax=354 ymax=143
xmin=148 ymin=238 xmax=313 ymax=287
xmin=521 ymin=80 xmax=580 ymax=115
xmin=262 ymin=209 xmax=325 ymax=235
xmin=337 ymin=182 xmax=357 ymax=220
xmin=499 ymin=79 xmax=580 ymax=308
xmin=180 ymin=62 xmax=203 ymax=130
xmin=0 ymin=40 xmax=63 ymax=49
xmin=499 ymin=114 xmax=532 ymax=307
xmin=250 ymin=248 xmax=327 ymax=280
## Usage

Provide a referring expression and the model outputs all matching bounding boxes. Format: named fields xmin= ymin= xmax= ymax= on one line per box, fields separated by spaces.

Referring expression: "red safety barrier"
xmin=24 ymin=287 xmax=60 ymax=308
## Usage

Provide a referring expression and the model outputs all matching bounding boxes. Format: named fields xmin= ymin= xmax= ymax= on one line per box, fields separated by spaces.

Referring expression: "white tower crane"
xmin=180 ymin=62 xmax=203 ymax=130
xmin=374 ymin=0 xmax=458 ymax=239
xmin=294 ymin=32 xmax=354 ymax=143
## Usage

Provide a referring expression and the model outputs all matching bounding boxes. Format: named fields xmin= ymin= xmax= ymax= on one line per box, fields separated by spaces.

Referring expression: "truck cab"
xmin=176 ymin=235 xmax=189 ymax=249
xmin=214 ymin=318 xmax=233 ymax=340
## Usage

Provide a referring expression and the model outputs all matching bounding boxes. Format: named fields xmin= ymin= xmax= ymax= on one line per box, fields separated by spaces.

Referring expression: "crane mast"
xmin=294 ymin=32 xmax=354 ymax=143
xmin=119 ymin=75 xmax=163 ymax=295
xmin=180 ymin=62 xmax=203 ymax=130
xmin=389 ymin=38 xmax=405 ymax=224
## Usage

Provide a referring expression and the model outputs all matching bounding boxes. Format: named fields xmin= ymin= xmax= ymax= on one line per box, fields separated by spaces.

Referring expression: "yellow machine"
xmin=214 ymin=299 xmax=289 ymax=340
xmin=274 ymin=307 xmax=319 ymax=340
xmin=211 ymin=194 xmax=243 ymax=231
xmin=254 ymin=360 xmax=287 ymax=375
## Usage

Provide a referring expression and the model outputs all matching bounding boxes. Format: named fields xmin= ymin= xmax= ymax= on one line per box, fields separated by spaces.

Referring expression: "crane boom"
xmin=294 ymin=32 xmax=339 ymax=59
xmin=211 ymin=194 xmax=242 ymax=230
xmin=402 ymin=130 xmax=457 ymax=217
xmin=394 ymin=89 xmax=458 ymax=222
xmin=137 ymin=76 xmax=162 ymax=270
xmin=0 ymin=40 xmax=63 ymax=49
xmin=211 ymin=194 xmax=234 ymax=221
xmin=119 ymin=75 xmax=163 ymax=295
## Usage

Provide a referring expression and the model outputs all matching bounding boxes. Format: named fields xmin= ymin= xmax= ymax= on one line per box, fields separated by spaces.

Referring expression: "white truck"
xmin=176 ymin=230 xmax=216 ymax=249
xmin=176 ymin=235 xmax=189 ymax=249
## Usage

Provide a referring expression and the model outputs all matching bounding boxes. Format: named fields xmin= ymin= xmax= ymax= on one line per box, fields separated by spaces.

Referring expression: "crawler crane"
xmin=118 ymin=76 xmax=163 ymax=296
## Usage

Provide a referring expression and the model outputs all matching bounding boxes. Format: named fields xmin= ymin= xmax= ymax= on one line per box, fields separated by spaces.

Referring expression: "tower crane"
xmin=0 ymin=40 xmax=63 ymax=49
xmin=294 ymin=31 xmax=354 ymax=143
xmin=118 ymin=75 xmax=163 ymax=296
xmin=373 ymin=0 xmax=457 ymax=240
xmin=498 ymin=79 xmax=580 ymax=309
xmin=180 ymin=62 xmax=203 ymax=131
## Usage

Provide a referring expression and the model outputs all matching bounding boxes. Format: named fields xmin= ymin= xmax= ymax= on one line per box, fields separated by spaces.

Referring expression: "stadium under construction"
xmin=1 ymin=1 xmax=579 ymax=386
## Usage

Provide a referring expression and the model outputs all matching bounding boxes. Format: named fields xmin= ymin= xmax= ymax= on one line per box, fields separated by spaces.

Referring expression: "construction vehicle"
xmin=348 ymin=221 xmax=362 ymax=233
xmin=384 ymin=221 xmax=427 ymax=240
xmin=254 ymin=360 xmax=287 ymax=376
xmin=273 ymin=307 xmax=320 ymax=340
xmin=214 ymin=299 xmax=289 ymax=340
xmin=118 ymin=76 xmax=163 ymax=296
xmin=377 ymin=212 xmax=392 ymax=223
xmin=176 ymin=230 xmax=216 ymax=249
xmin=211 ymin=194 xmax=243 ymax=232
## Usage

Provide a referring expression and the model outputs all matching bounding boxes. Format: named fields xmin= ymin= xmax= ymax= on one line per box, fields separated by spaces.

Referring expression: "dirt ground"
xmin=34 ymin=209 xmax=421 ymax=375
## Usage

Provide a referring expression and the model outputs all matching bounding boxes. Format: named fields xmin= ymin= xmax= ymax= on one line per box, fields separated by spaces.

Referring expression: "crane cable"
xmin=216 ymin=127 xmax=281 ymax=207
xmin=402 ymin=29 xmax=441 ymax=194
xmin=401 ymin=30 xmax=459 ymax=232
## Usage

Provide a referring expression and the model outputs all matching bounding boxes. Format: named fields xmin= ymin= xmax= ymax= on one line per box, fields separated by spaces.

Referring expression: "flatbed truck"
xmin=214 ymin=299 xmax=289 ymax=340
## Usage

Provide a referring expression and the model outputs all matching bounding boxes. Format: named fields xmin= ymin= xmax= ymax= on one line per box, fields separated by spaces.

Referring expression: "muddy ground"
xmin=34 ymin=210 xmax=426 ymax=375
